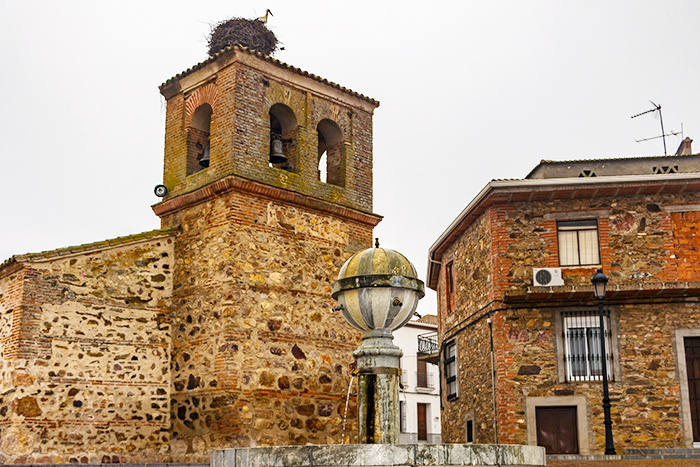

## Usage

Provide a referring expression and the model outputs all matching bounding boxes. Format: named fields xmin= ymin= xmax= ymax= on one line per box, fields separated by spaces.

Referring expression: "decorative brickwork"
xmin=672 ymin=211 xmax=700 ymax=280
xmin=185 ymin=83 xmax=218 ymax=124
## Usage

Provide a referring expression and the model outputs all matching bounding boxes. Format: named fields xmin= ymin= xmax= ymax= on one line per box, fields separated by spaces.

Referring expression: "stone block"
xmin=497 ymin=444 xmax=545 ymax=465
xmin=414 ymin=444 xmax=439 ymax=465
xmin=212 ymin=448 xmax=237 ymax=467
xmin=237 ymin=446 xmax=313 ymax=467
xmin=313 ymin=444 xmax=414 ymax=466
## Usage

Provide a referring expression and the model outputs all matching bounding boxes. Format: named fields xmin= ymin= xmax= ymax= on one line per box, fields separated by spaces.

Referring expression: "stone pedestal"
xmin=354 ymin=330 xmax=403 ymax=444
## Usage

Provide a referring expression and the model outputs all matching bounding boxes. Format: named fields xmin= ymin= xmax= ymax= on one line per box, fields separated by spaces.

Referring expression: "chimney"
xmin=675 ymin=137 xmax=693 ymax=156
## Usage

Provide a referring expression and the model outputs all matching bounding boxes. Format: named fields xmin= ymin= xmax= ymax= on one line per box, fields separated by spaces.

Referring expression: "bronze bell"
xmin=198 ymin=144 xmax=210 ymax=168
xmin=269 ymin=137 xmax=287 ymax=164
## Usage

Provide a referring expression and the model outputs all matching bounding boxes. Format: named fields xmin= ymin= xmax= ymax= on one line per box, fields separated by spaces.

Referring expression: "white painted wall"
xmin=394 ymin=319 xmax=441 ymax=444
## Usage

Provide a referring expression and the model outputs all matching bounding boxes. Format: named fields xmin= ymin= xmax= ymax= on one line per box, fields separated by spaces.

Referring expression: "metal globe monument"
xmin=332 ymin=242 xmax=425 ymax=444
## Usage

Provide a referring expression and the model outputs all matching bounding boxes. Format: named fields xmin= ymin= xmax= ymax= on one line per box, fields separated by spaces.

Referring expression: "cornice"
xmin=152 ymin=174 xmax=383 ymax=227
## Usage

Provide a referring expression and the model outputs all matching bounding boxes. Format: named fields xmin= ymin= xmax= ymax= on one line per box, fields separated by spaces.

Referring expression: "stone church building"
xmin=0 ymin=44 xmax=381 ymax=463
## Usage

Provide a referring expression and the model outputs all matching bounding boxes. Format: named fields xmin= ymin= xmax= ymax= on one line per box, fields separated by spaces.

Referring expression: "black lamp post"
xmin=591 ymin=268 xmax=616 ymax=455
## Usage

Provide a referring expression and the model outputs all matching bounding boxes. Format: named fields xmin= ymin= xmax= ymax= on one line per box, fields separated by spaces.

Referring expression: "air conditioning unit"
xmin=533 ymin=268 xmax=564 ymax=287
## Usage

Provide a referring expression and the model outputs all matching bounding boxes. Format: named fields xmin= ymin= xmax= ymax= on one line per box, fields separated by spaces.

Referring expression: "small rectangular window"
xmin=557 ymin=219 xmax=600 ymax=266
xmin=416 ymin=356 xmax=429 ymax=388
xmin=563 ymin=311 xmax=613 ymax=381
xmin=466 ymin=419 xmax=474 ymax=443
xmin=446 ymin=261 xmax=454 ymax=294
xmin=445 ymin=261 xmax=454 ymax=312
xmin=444 ymin=341 xmax=458 ymax=400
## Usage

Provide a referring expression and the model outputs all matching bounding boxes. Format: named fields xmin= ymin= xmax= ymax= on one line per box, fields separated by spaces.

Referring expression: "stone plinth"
xmin=354 ymin=332 xmax=403 ymax=444
xmin=211 ymin=444 xmax=546 ymax=467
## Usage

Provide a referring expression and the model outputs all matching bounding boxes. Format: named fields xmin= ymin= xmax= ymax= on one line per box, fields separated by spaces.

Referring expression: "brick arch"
xmin=185 ymin=83 xmax=218 ymax=125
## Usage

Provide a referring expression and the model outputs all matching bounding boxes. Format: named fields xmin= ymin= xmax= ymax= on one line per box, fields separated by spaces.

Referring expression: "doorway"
xmin=417 ymin=403 xmax=428 ymax=441
xmin=685 ymin=337 xmax=700 ymax=442
xmin=535 ymin=406 xmax=578 ymax=454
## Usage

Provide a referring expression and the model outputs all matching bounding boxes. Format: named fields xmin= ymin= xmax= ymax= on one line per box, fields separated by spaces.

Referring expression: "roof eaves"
xmin=535 ymin=152 xmax=700 ymax=167
xmin=160 ymin=44 xmax=379 ymax=106
xmin=0 ymin=228 xmax=179 ymax=271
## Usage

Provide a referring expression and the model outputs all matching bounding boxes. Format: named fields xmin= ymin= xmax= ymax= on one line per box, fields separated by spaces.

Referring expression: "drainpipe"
xmin=488 ymin=317 xmax=498 ymax=444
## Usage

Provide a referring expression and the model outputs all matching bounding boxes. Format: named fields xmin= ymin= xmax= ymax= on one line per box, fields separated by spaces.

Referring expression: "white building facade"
xmin=395 ymin=319 xmax=442 ymax=443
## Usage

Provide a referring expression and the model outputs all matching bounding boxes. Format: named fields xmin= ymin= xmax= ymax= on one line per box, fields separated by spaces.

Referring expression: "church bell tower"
xmin=152 ymin=42 xmax=381 ymax=455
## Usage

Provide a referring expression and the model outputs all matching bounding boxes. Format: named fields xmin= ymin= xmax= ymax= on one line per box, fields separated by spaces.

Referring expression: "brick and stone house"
xmin=0 ymin=44 xmax=381 ymax=463
xmin=427 ymin=140 xmax=700 ymax=455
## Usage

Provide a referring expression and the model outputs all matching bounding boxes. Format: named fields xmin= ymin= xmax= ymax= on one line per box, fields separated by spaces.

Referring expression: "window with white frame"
xmin=562 ymin=311 xmax=613 ymax=381
xmin=557 ymin=219 xmax=600 ymax=266
xmin=444 ymin=341 xmax=458 ymax=399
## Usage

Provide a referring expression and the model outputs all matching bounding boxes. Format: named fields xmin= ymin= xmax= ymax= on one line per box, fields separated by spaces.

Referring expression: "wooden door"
xmin=685 ymin=337 xmax=700 ymax=441
xmin=535 ymin=406 xmax=578 ymax=454
xmin=417 ymin=403 xmax=428 ymax=441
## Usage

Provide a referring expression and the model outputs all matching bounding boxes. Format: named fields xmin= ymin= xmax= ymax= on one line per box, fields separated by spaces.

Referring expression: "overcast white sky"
xmin=2 ymin=1 xmax=699 ymax=316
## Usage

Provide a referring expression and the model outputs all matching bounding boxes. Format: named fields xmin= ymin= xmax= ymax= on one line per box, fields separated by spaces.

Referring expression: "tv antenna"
xmin=631 ymin=101 xmax=680 ymax=156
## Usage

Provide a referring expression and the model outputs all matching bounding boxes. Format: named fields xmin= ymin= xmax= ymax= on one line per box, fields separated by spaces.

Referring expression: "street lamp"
xmin=591 ymin=268 xmax=616 ymax=455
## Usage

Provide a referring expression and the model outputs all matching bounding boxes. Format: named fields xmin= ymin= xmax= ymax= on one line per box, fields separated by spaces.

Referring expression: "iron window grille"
xmin=562 ymin=310 xmax=614 ymax=382
xmin=557 ymin=219 xmax=600 ymax=267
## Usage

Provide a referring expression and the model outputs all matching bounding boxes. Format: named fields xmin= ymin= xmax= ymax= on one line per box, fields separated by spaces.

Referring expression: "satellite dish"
xmin=154 ymin=185 xmax=168 ymax=197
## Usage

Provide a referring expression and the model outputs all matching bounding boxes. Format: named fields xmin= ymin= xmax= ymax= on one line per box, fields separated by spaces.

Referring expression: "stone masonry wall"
xmin=439 ymin=214 xmax=492 ymax=334
xmin=491 ymin=193 xmax=700 ymax=293
xmin=160 ymin=188 xmax=373 ymax=462
xmin=438 ymin=214 xmax=494 ymax=444
xmin=0 ymin=235 xmax=174 ymax=464
xmin=440 ymin=319 xmax=496 ymax=445
xmin=488 ymin=300 xmax=699 ymax=450
xmin=0 ymin=268 xmax=23 ymax=394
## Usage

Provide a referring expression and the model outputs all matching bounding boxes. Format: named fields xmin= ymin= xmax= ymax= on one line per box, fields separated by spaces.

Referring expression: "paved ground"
xmin=549 ymin=460 xmax=700 ymax=466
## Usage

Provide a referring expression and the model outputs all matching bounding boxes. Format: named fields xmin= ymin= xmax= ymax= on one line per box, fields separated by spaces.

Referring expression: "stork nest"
xmin=207 ymin=17 xmax=278 ymax=57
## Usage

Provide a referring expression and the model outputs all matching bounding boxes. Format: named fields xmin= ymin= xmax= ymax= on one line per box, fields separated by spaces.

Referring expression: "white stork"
xmin=256 ymin=9 xmax=273 ymax=24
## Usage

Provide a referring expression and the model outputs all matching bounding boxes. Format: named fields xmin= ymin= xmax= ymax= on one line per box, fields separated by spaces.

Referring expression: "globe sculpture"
xmin=332 ymin=243 xmax=424 ymax=444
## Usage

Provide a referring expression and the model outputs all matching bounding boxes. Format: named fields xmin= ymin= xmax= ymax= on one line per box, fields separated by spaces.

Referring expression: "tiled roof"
xmin=160 ymin=44 xmax=379 ymax=106
xmin=526 ymin=153 xmax=700 ymax=179
xmin=537 ymin=153 xmax=699 ymax=165
xmin=0 ymin=228 xmax=178 ymax=271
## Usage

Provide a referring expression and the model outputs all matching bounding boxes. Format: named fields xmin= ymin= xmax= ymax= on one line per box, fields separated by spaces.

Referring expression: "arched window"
xmin=317 ymin=119 xmax=345 ymax=186
xmin=269 ymin=104 xmax=297 ymax=172
xmin=187 ymin=104 xmax=212 ymax=175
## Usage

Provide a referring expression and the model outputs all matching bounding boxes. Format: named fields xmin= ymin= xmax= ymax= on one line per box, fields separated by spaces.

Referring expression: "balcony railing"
xmin=418 ymin=332 xmax=438 ymax=355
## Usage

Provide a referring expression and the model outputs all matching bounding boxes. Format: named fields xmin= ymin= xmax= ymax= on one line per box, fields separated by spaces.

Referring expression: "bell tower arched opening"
xmin=269 ymin=103 xmax=298 ymax=172
xmin=317 ymin=119 xmax=345 ymax=187
xmin=187 ymin=103 xmax=212 ymax=175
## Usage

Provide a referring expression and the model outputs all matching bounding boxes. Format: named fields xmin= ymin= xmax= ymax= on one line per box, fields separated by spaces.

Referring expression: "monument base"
xmin=211 ymin=443 xmax=545 ymax=467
